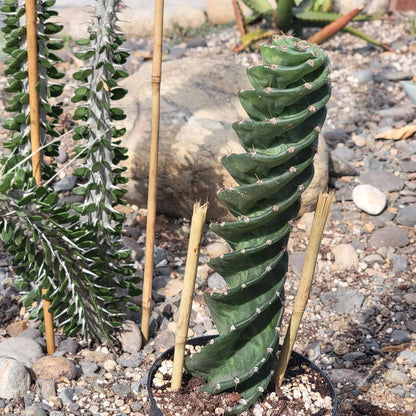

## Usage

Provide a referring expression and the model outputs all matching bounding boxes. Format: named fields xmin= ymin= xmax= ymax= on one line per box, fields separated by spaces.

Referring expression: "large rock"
xmin=206 ymin=0 xmax=236 ymax=24
xmin=0 ymin=337 xmax=43 ymax=368
xmin=53 ymin=2 xmax=206 ymax=40
xmin=32 ymin=356 xmax=77 ymax=381
xmin=118 ymin=320 xmax=143 ymax=354
xmin=0 ymin=357 xmax=31 ymax=399
xmin=120 ymin=57 xmax=329 ymax=221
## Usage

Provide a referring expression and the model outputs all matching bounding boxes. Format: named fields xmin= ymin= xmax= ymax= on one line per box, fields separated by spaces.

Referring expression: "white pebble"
xmin=352 ymin=184 xmax=386 ymax=215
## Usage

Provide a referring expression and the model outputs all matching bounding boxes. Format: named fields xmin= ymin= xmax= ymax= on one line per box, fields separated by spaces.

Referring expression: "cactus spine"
xmin=185 ymin=35 xmax=331 ymax=414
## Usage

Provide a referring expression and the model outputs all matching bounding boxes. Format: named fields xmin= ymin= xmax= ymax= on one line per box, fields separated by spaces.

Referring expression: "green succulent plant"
xmin=234 ymin=0 xmax=388 ymax=51
xmin=185 ymin=35 xmax=331 ymax=414
xmin=1 ymin=0 xmax=64 ymax=178
xmin=0 ymin=0 xmax=138 ymax=343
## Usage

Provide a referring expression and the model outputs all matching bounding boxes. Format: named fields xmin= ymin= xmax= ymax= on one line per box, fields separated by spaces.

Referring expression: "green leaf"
xmin=45 ymin=22 xmax=63 ymax=35
xmin=75 ymin=50 xmax=94 ymax=60
xmin=12 ymin=168 xmax=26 ymax=189
xmin=73 ymin=107 xmax=89 ymax=120
xmin=42 ymin=192 xmax=59 ymax=206
xmin=39 ymin=58 xmax=52 ymax=69
xmin=1 ymin=223 xmax=13 ymax=243
xmin=47 ymin=41 xmax=64 ymax=50
xmin=73 ymin=69 xmax=92 ymax=81
xmin=14 ymin=70 xmax=28 ymax=80
xmin=73 ymin=167 xmax=90 ymax=177
xmin=76 ymin=38 xmax=91 ymax=46
xmin=48 ymin=84 xmax=64 ymax=97
xmin=18 ymin=193 xmax=36 ymax=206
xmin=110 ymin=88 xmax=127 ymax=101
xmin=110 ymin=107 xmax=126 ymax=121
xmin=114 ymin=69 xmax=129 ymax=79
xmin=0 ymin=173 xmax=13 ymax=193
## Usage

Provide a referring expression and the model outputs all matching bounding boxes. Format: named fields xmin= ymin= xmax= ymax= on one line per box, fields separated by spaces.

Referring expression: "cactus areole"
xmin=185 ymin=35 xmax=331 ymax=414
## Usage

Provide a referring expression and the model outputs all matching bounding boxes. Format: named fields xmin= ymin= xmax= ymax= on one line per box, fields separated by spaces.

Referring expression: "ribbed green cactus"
xmin=186 ymin=35 xmax=331 ymax=414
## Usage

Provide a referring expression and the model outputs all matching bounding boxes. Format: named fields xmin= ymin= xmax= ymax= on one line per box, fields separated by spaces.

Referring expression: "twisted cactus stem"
xmin=185 ymin=35 xmax=331 ymax=414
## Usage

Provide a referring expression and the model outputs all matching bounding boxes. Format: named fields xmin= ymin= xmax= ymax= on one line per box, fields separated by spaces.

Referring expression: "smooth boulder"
xmin=120 ymin=57 xmax=329 ymax=220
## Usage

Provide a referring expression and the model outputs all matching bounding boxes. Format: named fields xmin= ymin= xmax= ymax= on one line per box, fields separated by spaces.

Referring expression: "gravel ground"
xmin=0 ymin=11 xmax=416 ymax=416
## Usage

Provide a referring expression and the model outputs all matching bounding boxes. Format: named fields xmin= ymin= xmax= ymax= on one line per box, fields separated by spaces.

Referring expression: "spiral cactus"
xmin=185 ymin=35 xmax=331 ymax=414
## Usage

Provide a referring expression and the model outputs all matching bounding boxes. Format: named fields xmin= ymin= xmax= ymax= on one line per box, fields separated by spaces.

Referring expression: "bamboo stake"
xmin=273 ymin=192 xmax=334 ymax=388
xmin=25 ymin=0 xmax=41 ymax=184
xmin=171 ymin=202 xmax=208 ymax=391
xmin=42 ymin=289 xmax=55 ymax=354
xmin=141 ymin=0 xmax=164 ymax=344
xmin=26 ymin=0 xmax=55 ymax=354
xmin=307 ymin=6 xmax=364 ymax=45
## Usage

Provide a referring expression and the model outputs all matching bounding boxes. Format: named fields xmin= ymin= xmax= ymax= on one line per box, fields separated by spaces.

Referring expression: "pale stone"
xmin=385 ymin=369 xmax=411 ymax=385
xmin=104 ymin=359 xmax=117 ymax=372
xmin=157 ymin=279 xmax=184 ymax=298
xmin=120 ymin=57 xmax=248 ymax=221
xmin=0 ymin=357 xmax=31 ymax=399
xmin=118 ymin=320 xmax=143 ymax=354
xmin=0 ymin=337 xmax=43 ymax=368
xmin=352 ymin=184 xmax=386 ymax=215
xmin=202 ymin=242 xmax=231 ymax=258
xmin=404 ymin=293 xmax=416 ymax=306
xmin=296 ymin=212 xmax=315 ymax=234
xmin=331 ymin=244 xmax=359 ymax=271
xmin=334 ymin=0 xmax=389 ymax=15
xmin=53 ymin=2 xmax=206 ymax=39
xmin=6 ymin=320 xmax=29 ymax=337
xmin=32 ymin=356 xmax=76 ymax=381
xmin=206 ymin=0 xmax=235 ymax=24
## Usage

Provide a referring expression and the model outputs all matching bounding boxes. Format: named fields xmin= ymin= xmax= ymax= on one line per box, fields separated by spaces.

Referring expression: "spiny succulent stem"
xmin=273 ymin=192 xmax=333 ymax=388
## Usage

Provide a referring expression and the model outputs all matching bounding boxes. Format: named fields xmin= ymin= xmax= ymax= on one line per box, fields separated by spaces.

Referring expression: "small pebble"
xmin=352 ymin=184 xmax=386 ymax=215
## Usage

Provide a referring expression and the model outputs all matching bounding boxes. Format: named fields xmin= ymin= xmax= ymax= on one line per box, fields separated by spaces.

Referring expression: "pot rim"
xmin=147 ymin=335 xmax=338 ymax=416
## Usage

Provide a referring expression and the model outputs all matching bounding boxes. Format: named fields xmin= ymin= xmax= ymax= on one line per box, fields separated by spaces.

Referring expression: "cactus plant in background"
xmin=0 ymin=0 xmax=138 ymax=342
xmin=233 ymin=0 xmax=390 ymax=51
xmin=185 ymin=35 xmax=331 ymax=414
xmin=68 ymin=0 xmax=139 ymax=340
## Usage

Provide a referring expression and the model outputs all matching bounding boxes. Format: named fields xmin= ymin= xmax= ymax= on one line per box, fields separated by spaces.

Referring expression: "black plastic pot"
xmin=147 ymin=335 xmax=338 ymax=416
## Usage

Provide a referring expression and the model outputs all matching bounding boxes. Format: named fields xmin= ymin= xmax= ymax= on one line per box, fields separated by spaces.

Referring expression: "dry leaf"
xmin=375 ymin=124 xmax=416 ymax=140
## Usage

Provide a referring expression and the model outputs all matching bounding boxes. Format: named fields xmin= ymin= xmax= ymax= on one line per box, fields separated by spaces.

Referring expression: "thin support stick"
xmin=25 ymin=0 xmax=41 ymax=184
xmin=273 ymin=193 xmax=334 ymax=388
xmin=42 ymin=289 xmax=55 ymax=354
xmin=141 ymin=0 xmax=164 ymax=344
xmin=26 ymin=0 xmax=55 ymax=354
xmin=171 ymin=202 xmax=208 ymax=391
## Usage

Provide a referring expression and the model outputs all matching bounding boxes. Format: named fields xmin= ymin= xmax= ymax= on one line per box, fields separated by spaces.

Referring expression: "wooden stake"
xmin=307 ymin=6 xmax=364 ymax=45
xmin=25 ymin=0 xmax=41 ymax=184
xmin=141 ymin=0 xmax=164 ymax=344
xmin=26 ymin=0 xmax=55 ymax=354
xmin=42 ymin=288 xmax=55 ymax=354
xmin=171 ymin=202 xmax=208 ymax=391
xmin=273 ymin=193 xmax=333 ymax=387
